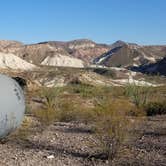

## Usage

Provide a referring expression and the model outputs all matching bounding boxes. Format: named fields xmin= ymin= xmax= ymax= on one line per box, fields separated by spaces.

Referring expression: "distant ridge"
xmin=0 ymin=39 xmax=165 ymax=70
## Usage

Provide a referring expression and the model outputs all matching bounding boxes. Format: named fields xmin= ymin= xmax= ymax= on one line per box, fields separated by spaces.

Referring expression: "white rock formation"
xmin=0 ymin=52 xmax=36 ymax=70
xmin=41 ymin=54 xmax=84 ymax=68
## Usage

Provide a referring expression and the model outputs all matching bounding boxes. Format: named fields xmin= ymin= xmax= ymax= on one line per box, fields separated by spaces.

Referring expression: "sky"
xmin=0 ymin=0 xmax=165 ymax=45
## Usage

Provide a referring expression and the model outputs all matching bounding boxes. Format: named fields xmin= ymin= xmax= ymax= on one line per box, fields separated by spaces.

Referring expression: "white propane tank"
xmin=0 ymin=74 xmax=25 ymax=138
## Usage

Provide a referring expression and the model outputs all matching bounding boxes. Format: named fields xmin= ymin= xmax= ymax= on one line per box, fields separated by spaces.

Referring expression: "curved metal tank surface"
xmin=0 ymin=74 xmax=25 ymax=138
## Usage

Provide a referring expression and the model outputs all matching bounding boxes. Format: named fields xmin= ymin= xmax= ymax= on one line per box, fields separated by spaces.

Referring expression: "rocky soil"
xmin=0 ymin=121 xmax=106 ymax=166
xmin=0 ymin=115 xmax=166 ymax=166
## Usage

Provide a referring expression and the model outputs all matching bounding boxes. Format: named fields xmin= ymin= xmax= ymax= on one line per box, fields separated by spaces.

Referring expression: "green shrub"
xmin=145 ymin=101 xmax=166 ymax=116
xmin=34 ymin=107 xmax=57 ymax=126
xmin=34 ymin=87 xmax=62 ymax=126
xmin=39 ymin=87 xmax=62 ymax=109
xmin=69 ymin=84 xmax=94 ymax=98
xmin=57 ymin=98 xmax=95 ymax=123
xmin=124 ymin=83 xmax=151 ymax=107
xmin=67 ymin=84 xmax=112 ymax=99
xmin=34 ymin=86 xmax=96 ymax=124
xmin=91 ymin=98 xmax=135 ymax=163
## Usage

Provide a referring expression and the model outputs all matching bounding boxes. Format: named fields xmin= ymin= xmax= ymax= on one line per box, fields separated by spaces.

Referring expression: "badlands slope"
xmin=41 ymin=54 xmax=84 ymax=68
xmin=0 ymin=52 xmax=36 ymax=70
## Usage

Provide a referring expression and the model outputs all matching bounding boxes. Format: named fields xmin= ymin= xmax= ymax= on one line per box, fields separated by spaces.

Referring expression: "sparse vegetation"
xmin=14 ymin=80 xmax=166 ymax=165
xmin=33 ymin=85 xmax=145 ymax=163
xmin=91 ymin=98 xmax=136 ymax=163
xmin=8 ymin=117 xmax=33 ymax=141
xmin=124 ymin=83 xmax=166 ymax=116
xmin=33 ymin=87 xmax=62 ymax=125
xmin=124 ymin=83 xmax=151 ymax=107
xmin=57 ymin=98 xmax=95 ymax=123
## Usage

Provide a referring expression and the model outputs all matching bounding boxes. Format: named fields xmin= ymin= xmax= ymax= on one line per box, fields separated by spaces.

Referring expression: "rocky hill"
xmin=94 ymin=41 xmax=166 ymax=67
xmin=0 ymin=40 xmax=23 ymax=53
xmin=131 ymin=56 xmax=166 ymax=76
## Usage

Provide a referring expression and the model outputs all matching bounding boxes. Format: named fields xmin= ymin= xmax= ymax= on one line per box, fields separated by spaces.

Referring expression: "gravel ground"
xmin=0 ymin=122 xmax=107 ymax=166
xmin=0 ymin=116 xmax=166 ymax=166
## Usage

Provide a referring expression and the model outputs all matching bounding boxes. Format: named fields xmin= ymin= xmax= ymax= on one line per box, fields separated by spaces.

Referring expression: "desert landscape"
xmin=0 ymin=39 xmax=165 ymax=165
xmin=0 ymin=0 xmax=166 ymax=165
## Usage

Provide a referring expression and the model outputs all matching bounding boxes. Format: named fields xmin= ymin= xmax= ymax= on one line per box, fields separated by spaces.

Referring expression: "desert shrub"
xmin=39 ymin=87 xmax=62 ymax=109
xmin=150 ymin=86 xmax=166 ymax=102
xmin=57 ymin=98 xmax=95 ymax=123
xmin=34 ymin=87 xmax=62 ymax=126
xmin=126 ymin=107 xmax=145 ymax=117
xmin=67 ymin=76 xmax=82 ymax=85
xmin=66 ymin=84 xmax=94 ymax=98
xmin=91 ymin=98 xmax=135 ymax=163
xmin=56 ymin=99 xmax=77 ymax=122
xmin=17 ymin=117 xmax=33 ymax=139
xmin=124 ymin=83 xmax=151 ymax=107
xmin=34 ymin=107 xmax=57 ymax=126
xmin=109 ymin=86 xmax=124 ymax=97
xmin=7 ymin=117 xmax=33 ymax=141
xmin=92 ymin=68 xmax=116 ymax=78
xmin=145 ymin=101 xmax=166 ymax=116
xmin=34 ymin=86 xmax=96 ymax=124
xmin=67 ymin=84 xmax=112 ymax=99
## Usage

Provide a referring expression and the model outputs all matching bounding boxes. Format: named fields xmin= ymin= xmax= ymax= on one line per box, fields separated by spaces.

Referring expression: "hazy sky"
xmin=0 ymin=0 xmax=165 ymax=45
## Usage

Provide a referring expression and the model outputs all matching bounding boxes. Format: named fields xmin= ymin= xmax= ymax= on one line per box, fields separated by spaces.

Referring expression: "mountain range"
xmin=0 ymin=39 xmax=165 ymax=75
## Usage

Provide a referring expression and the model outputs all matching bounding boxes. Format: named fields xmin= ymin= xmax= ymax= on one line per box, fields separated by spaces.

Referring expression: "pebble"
xmin=47 ymin=155 xmax=55 ymax=159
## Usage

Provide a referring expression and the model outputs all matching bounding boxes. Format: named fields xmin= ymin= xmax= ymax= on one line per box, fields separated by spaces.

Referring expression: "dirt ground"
xmin=0 ymin=115 xmax=166 ymax=166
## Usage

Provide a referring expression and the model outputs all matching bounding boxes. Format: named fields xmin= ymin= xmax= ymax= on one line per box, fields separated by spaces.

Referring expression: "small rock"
xmin=47 ymin=155 xmax=55 ymax=159
xmin=106 ymin=160 xmax=109 ymax=164
xmin=12 ymin=156 xmax=17 ymax=160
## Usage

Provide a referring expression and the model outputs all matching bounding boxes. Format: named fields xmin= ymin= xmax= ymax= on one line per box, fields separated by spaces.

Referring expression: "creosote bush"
xmin=91 ymin=98 xmax=137 ymax=163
